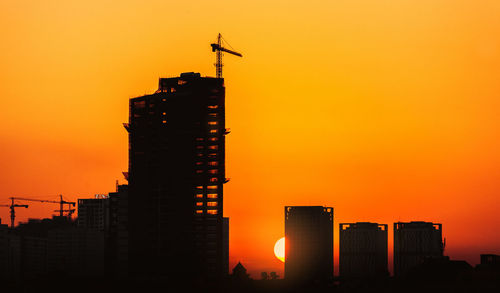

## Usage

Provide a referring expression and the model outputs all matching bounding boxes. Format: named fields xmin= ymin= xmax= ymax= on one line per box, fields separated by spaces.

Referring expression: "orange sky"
xmin=1 ymin=0 xmax=499 ymax=277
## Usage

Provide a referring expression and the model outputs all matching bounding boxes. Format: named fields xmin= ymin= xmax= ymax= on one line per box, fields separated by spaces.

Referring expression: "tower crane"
xmin=210 ymin=33 xmax=242 ymax=78
xmin=0 ymin=198 xmax=29 ymax=228
xmin=9 ymin=195 xmax=76 ymax=219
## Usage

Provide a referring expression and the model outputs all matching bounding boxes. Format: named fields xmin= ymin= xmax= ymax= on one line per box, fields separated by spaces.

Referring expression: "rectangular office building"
xmin=339 ymin=222 xmax=388 ymax=279
xmin=127 ymin=72 xmax=228 ymax=279
xmin=394 ymin=221 xmax=443 ymax=276
xmin=285 ymin=206 xmax=334 ymax=283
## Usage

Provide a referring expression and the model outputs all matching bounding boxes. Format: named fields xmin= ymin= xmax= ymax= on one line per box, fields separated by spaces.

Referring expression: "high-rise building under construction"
xmin=126 ymin=72 xmax=228 ymax=279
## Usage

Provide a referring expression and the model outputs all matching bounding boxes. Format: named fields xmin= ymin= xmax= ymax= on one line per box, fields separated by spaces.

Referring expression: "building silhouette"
xmin=0 ymin=216 xmax=105 ymax=280
xmin=339 ymin=222 xmax=388 ymax=279
xmin=77 ymin=197 xmax=109 ymax=232
xmin=223 ymin=217 xmax=229 ymax=275
xmin=77 ymin=184 xmax=128 ymax=277
xmin=108 ymin=184 xmax=128 ymax=277
xmin=284 ymin=206 xmax=333 ymax=283
xmin=0 ymin=219 xmax=20 ymax=280
xmin=126 ymin=72 xmax=228 ymax=279
xmin=394 ymin=221 xmax=444 ymax=277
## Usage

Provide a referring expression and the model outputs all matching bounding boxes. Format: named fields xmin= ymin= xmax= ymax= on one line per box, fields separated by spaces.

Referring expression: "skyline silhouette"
xmin=2 ymin=0 xmax=500 ymax=280
xmin=0 ymin=63 xmax=498 ymax=277
xmin=0 ymin=67 xmax=498 ymax=289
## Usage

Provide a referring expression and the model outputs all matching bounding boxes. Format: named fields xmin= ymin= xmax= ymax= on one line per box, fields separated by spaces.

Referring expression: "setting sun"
xmin=274 ymin=237 xmax=285 ymax=263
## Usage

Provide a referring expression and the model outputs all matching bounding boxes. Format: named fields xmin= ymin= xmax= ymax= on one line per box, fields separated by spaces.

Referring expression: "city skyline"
xmin=2 ymin=0 xmax=500 ymax=278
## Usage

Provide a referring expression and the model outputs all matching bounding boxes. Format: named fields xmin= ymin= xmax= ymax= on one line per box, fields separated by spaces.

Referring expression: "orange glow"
xmin=1 ymin=0 xmax=500 ymax=278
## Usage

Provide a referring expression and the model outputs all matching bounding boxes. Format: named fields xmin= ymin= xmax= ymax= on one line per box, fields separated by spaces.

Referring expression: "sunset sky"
xmin=1 ymin=0 xmax=499 ymax=277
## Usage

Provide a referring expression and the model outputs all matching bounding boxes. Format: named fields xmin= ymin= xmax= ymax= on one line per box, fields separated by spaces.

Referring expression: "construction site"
xmin=0 ymin=34 xmax=242 ymax=284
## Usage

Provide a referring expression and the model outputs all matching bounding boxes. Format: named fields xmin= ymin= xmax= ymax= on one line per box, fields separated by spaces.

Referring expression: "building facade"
xmin=77 ymin=197 xmax=109 ymax=232
xmin=339 ymin=222 xmax=388 ymax=279
xmin=284 ymin=206 xmax=334 ymax=283
xmin=127 ymin=72 xmax=228 ymax=279
xmin=394 ymin=221 xmax=444 ymax=276
xmin=47 ymin=227 xmax=105 ymax=277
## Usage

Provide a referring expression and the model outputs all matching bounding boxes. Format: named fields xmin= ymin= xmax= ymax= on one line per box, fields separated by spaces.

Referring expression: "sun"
xmin=274 ymin=237 xmax=285 ymax=262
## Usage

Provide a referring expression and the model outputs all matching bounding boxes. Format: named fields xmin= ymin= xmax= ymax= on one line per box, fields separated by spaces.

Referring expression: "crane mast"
xmin=7 ymin=195 xmax=76 ymax=226
xmin=0 ymin=198 xmax=28 ymax=228
xmin=210 ymin=33 xmax=242 ymax=78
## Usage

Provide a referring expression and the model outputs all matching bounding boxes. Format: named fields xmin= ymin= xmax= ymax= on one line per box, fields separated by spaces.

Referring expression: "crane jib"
xmin=210 ymin=44 xmax=243 ymax=57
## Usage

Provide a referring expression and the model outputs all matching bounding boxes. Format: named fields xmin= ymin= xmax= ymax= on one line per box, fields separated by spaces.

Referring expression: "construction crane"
xmin=9 ymin=195 xmax=76 ymax=219
xmin=210 ymin=33 xmax=242 ymax=78
xmin=0 ymin=198 xmax=29 ymax=228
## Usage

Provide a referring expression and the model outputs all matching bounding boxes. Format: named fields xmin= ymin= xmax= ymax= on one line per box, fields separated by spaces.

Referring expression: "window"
xmin=196 ymin=185 xmax=203 ymax=189
xmin=209 ymin=178 xmax=218 ymax=183
xmin=207 ymin=194 xmax=217 ymax=199
xmin=209 ymin=129 xmax=218 ymax=134
xmin=162 ymin=112 xmax=166 ymax=115
xmin=208 ymin=170 xmax=218 ymax=174
xmin=196 ymin=210 xmax=203 ymax=214
xmin=209 ymin=113 xmax=217 ymax=118
xmin=162 ymin=120 xmax=167 ymax=124
xmin=209 ymin=137 xmax=218 ymax=142
xmin=178 ymin=80 xmax=187 ymax=85
xmin=208 ymin=105 xmax=218 ymax=109
xmin=208 ymin=161 xmax=218 ymax=166
xmin=196 ymin=161 xmax=203 ymax=166
xmin=196 ymin=202 xmax=203 ymax=206
xmin=207 ymin=202 xmax=217 ymax=207
xmin=207 ymin=185 xmax=217 ymax=190
xmin=134 ymin=100 xmax=146 ymax=109
xmin=171 ymin=87 xmax=176 ymax=93
xmin=207 ymin=210 xmax=218 ymax=215
xmin=208 ymin=145 xmax=218 ymax=150
xmin=208 ymin=121 xmax=218 ymax=126
xmin=196 ymin=170 xmax=203 ymax=174
xmin=196 ymin=145 xmax=204 ymax=149
xmin=196 ymin=194 xmax=203 ymax=198
xmin=196 ymin=138 xmax=204 ymax=141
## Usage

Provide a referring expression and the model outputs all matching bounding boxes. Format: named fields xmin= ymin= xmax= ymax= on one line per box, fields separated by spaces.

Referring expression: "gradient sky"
xmin=1 ymin=0 xmax=499 ymax=277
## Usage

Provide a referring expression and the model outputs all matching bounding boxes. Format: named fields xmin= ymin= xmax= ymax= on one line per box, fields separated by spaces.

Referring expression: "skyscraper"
xmin=394 ymin=221 xmax=444 ymax=277
xmin=339 ymin=222 xmax=388 ymax=279
xmin=126 ymin=72 xmax=228 ymax=279
xmin=284 ymin=206 xmax=333 ymax=283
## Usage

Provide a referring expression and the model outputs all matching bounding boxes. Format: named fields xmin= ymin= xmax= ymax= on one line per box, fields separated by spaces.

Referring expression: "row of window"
xmin=196 ymin=137 xmax=219 ymax=142
xmin=196 ymin=185 xmax=218 ymax=190
xmin=196 ymin=194 xmax=218 ymax=199
xmin=196 ymin=169 xmax=219 ymax=174
xmin=196 ymin=145 xmax=219 ymax=150
xmin=196 ymin=202 xmax=218 ymax=207
xmin=197 ymin=161 xmax=218 ymax=166
xmin=197 ymin=152 xmax=218 ymax=157
xmin=196 ymin=210 xmax=218 ymax=215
